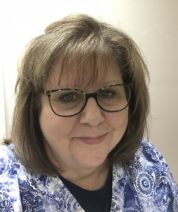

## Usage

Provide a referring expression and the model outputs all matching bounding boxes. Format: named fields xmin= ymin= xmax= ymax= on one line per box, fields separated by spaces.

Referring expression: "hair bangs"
xmin=53 ymin=37 xmax=116 ymax=88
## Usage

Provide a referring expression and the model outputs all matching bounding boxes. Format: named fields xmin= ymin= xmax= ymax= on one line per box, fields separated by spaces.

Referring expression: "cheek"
xmin=108 ymin=109 xmax=128 ymax=139
xmin=110 ymin=108 xmax=128 ymax=126
xmin=39 ymin=102 xmax=76 ymax=142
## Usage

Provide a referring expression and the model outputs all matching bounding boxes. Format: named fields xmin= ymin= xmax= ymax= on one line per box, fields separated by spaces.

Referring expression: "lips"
xmin=75 ymin=133 xmax=108 ymax=145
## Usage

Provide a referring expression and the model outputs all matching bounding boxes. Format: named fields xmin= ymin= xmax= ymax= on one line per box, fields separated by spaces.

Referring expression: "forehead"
xmin=46 ymin=59 xmax=123 ymax=90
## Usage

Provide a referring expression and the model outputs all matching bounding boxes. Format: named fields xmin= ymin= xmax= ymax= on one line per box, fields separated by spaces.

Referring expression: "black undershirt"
xmin=59 ymin=169 xmax=112 ymax=212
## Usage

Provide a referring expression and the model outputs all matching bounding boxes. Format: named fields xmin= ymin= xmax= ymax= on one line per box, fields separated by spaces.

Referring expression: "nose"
xmin=79 ymin=97 xmax=105 ymax=126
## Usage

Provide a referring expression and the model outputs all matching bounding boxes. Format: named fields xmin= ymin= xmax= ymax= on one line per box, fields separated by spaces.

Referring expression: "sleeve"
xmin=140 ymin=140 xmax=178 ymax=211
xmin=0 ymin=145 xmax=23 ymax=212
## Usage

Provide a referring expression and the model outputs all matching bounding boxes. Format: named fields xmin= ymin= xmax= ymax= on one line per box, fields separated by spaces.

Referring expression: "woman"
xmin=0 ymin=14 xmax=177 ymax=211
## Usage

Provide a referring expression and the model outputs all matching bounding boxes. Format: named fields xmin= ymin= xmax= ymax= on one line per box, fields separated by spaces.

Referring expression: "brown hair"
xmin=11 ymin=14 xmax=149 ymax=175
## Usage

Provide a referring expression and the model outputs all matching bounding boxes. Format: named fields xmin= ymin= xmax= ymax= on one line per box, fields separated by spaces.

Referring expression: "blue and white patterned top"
xmin=0 ymin=139 xmax=178 ymax=212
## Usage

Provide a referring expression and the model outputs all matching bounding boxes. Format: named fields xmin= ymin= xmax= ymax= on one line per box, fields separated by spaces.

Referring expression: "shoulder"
xmin=114 ymin=139 xmax=173 ymax=177
xmin=0 ymin=144 xmax=23 ymax=210
xmin=126 ymin=139 xmax=178 ymax=210
xmin=112 ymin=139 xmax=178 ymax=211
xmin=0 ymin=144 xmax=21 ymax=178
xmin=136 ymin=138 xmax=169 ymax=168
xmin=130 ymin=138 xmax=177 ymax=187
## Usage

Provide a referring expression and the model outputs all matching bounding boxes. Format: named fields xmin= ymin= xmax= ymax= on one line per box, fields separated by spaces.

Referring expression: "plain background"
xmin=0 ymin=0 xmax=177 ymax=182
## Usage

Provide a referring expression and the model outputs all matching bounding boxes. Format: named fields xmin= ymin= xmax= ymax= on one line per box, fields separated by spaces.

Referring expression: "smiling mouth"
xmin=75 ymin=133 xmax=108 ymax=145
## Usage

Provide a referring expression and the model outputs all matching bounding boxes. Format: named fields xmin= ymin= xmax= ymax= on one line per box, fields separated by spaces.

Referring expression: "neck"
xmin=59 ymin=161 xmax=109 ymax=190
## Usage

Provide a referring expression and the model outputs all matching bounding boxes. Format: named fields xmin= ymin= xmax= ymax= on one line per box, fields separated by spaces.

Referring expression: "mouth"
xmin=75 ymin=133 xmax=109 ymax=145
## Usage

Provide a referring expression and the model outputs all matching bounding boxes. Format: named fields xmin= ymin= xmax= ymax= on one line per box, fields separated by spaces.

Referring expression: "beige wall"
xmin=1 ymin=0 xmax=178 ymax=182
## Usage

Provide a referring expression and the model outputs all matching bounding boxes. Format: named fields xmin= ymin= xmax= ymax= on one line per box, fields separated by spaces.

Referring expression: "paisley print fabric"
xmin=0 ymin=139 xmax=178 ymax=211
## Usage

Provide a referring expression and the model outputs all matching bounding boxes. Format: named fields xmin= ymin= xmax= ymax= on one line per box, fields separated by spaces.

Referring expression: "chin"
xmin=76 ymin=155 xmax=108 ymax=170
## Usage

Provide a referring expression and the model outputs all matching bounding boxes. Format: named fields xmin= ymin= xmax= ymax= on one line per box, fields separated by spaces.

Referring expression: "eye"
xmin=98 ymin=89 xmax=117 ymax=99
xmin=58 ymin=91 xmax=81 ymax=103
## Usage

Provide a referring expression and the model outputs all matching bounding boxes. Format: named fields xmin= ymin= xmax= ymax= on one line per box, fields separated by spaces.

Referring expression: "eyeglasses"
xmin=43 ymin=83 xmax=131 ymax=117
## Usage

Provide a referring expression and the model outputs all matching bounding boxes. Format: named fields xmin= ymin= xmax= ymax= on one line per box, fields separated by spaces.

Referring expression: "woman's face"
xmin=39 ymin=63 xmax=128 ymax=175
